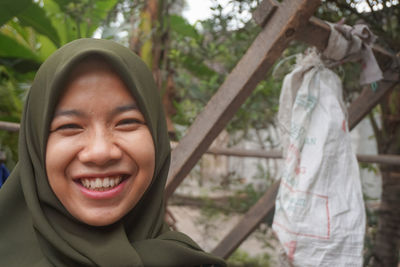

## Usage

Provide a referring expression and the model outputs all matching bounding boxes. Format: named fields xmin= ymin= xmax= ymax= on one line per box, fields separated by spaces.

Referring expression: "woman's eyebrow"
xmin=53 ymin=109 xmax=85 ymax=118
xmin=112 ymin=103 xmax=139 ymax=115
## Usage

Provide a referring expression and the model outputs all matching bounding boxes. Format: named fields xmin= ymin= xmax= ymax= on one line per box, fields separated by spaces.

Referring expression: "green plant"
xmin=227 ymin=249 xmax=271 ymax=267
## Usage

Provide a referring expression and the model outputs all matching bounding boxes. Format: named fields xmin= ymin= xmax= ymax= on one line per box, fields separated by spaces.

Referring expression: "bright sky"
xmin=183 ymin=0 xmax=253 ymax=29
xmin=183 ymin=0 xmax=399 ymax=25
xmin=183 ymin=0 xmax=216 ymax=25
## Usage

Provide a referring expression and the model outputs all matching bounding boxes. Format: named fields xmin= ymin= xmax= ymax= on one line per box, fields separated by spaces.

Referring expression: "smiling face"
xmin=45 ymin=59 xmax=155 ymax=226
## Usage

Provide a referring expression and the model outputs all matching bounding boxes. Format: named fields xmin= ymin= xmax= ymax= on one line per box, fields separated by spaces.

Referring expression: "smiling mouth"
xmin=79 ymin=176 xmax=126 ymax=191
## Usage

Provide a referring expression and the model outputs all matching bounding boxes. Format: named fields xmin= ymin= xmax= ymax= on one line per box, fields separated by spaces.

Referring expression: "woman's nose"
xmin=78 ymin=130 xmax=122 ymax=166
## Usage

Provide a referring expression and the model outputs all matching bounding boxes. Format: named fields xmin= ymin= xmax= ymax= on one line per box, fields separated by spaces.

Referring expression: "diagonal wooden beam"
xmin=165 ymin=0 xmax=322 ymax=199
xmin=252 ymin=0 xmax=279 ymax=27
xmin=212 ymin=181 xmax=280 ymax=258
xmin=297 ymin=16 xmax=397 ymax=64
xmin=348 ymin=68 xmax=399 ymax=130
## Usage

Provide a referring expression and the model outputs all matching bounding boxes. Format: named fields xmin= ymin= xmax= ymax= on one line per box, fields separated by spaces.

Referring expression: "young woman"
xmin=0 ymin=38 xmax=226 ymax=267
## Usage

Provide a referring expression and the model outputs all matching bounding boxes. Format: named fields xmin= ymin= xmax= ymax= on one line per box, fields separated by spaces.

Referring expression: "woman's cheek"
xmin=46 ymin=134 xmax=84 ymax=173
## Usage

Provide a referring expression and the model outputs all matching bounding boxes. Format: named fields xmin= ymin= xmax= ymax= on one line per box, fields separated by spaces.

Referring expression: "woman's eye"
xmin=53 ymin=123 xmax=82 ymax=132
xmin=116 ymin=118 xmax=144 ymax=128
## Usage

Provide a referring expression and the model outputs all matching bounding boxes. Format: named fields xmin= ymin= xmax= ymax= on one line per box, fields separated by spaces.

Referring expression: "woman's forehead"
xmin=55 ymin=60 xmax=138 ymax=114
xmin=60 ymin=56 xmax=133 ymax=99
xmin=67 ymin=56 xmax=117 ymax=81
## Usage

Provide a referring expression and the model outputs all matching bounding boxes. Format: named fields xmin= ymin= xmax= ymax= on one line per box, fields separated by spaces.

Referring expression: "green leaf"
xmin=51 ymin=0 xmax=70 ymax=10
xmin=18 ymin=3 xmax=61 ymax=47
xmin=37 ymin=34 xmax=58 ymax=61
xmin=84 ymin=0 xmax=119 ymax=37
xmin=0 ymin=58 xmax=40 ymax=73
xmin=6 ymin=20 xmax=30 ymax=43
xmin=51 ymin=0 xmax=119 ymax=38
xmin=44 ymin=0 xmax=118 ymax=42
xmin=0 ymin=32 xmax=39 ymax=61
xmin=42 ymin=0 xmax=69 ymax=44
xmin=0 ymin=0 xmax=32 ymax=26
xmin=182 ymin=55 xmax=216 ymax=79
xmin=169 ymin=15 xmax=199 ymax=39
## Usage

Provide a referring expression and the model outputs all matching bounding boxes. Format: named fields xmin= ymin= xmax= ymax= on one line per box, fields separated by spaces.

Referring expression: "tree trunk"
xmin=162 ymin=72 xmax=177 ymax=137
xmin=373 ymin=171 xmax=400 ymax=267
xmin=372 ymin=88 xmax=400 ymax=267
xmin=129 ymin=0 xmax=176 ymax=136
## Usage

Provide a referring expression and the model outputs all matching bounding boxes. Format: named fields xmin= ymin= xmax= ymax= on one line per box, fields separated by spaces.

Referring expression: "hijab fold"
xmin=0 ymin=38 xmax=226 ymax=267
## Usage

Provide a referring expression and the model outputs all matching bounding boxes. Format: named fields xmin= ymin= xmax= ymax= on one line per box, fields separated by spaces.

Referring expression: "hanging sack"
xmin=273 ymin=49 xmax=366 ymax=267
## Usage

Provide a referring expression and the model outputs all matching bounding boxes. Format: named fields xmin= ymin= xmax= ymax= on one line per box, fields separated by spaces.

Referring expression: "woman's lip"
xmin=75 ymin=177 xmax=129 ymax=200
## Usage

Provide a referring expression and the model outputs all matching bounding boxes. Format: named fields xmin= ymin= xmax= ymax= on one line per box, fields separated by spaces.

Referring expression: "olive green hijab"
xmin=0 ymin=38 xmax=226 ymax=267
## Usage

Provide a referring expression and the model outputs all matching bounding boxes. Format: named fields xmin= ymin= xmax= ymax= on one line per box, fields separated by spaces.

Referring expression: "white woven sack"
xmin=273 ymin=50 xmax=366 ymax=267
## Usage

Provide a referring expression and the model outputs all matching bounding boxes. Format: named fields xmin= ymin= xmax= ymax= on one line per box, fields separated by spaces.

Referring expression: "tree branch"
xmin=369 ymin=111 xmax=383 ymax=153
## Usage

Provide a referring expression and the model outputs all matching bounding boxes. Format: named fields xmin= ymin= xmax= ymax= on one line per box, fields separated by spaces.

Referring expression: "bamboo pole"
xmin=171 ymin=142 xmax=400 ymax=166
xmin=0 ymin=121 xmax=20 ymax=132
xmin=205 ymin=147 xmax=400 ymax=166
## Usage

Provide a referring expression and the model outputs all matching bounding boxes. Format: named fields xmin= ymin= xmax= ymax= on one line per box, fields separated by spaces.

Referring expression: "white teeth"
xmin=90 ymin=179 xmax=96 ymax=189
xmin=103 ymin=177 xmax=110 ymax=188
xmin=95 ymin=178 xmax=102 ymax=188
xmin=80 ymin=176 xmax=123 ymax=191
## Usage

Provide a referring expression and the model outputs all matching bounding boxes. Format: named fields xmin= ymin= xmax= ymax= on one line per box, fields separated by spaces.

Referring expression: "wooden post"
xmin=165 ymin=0 xmax=322 ymax=199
